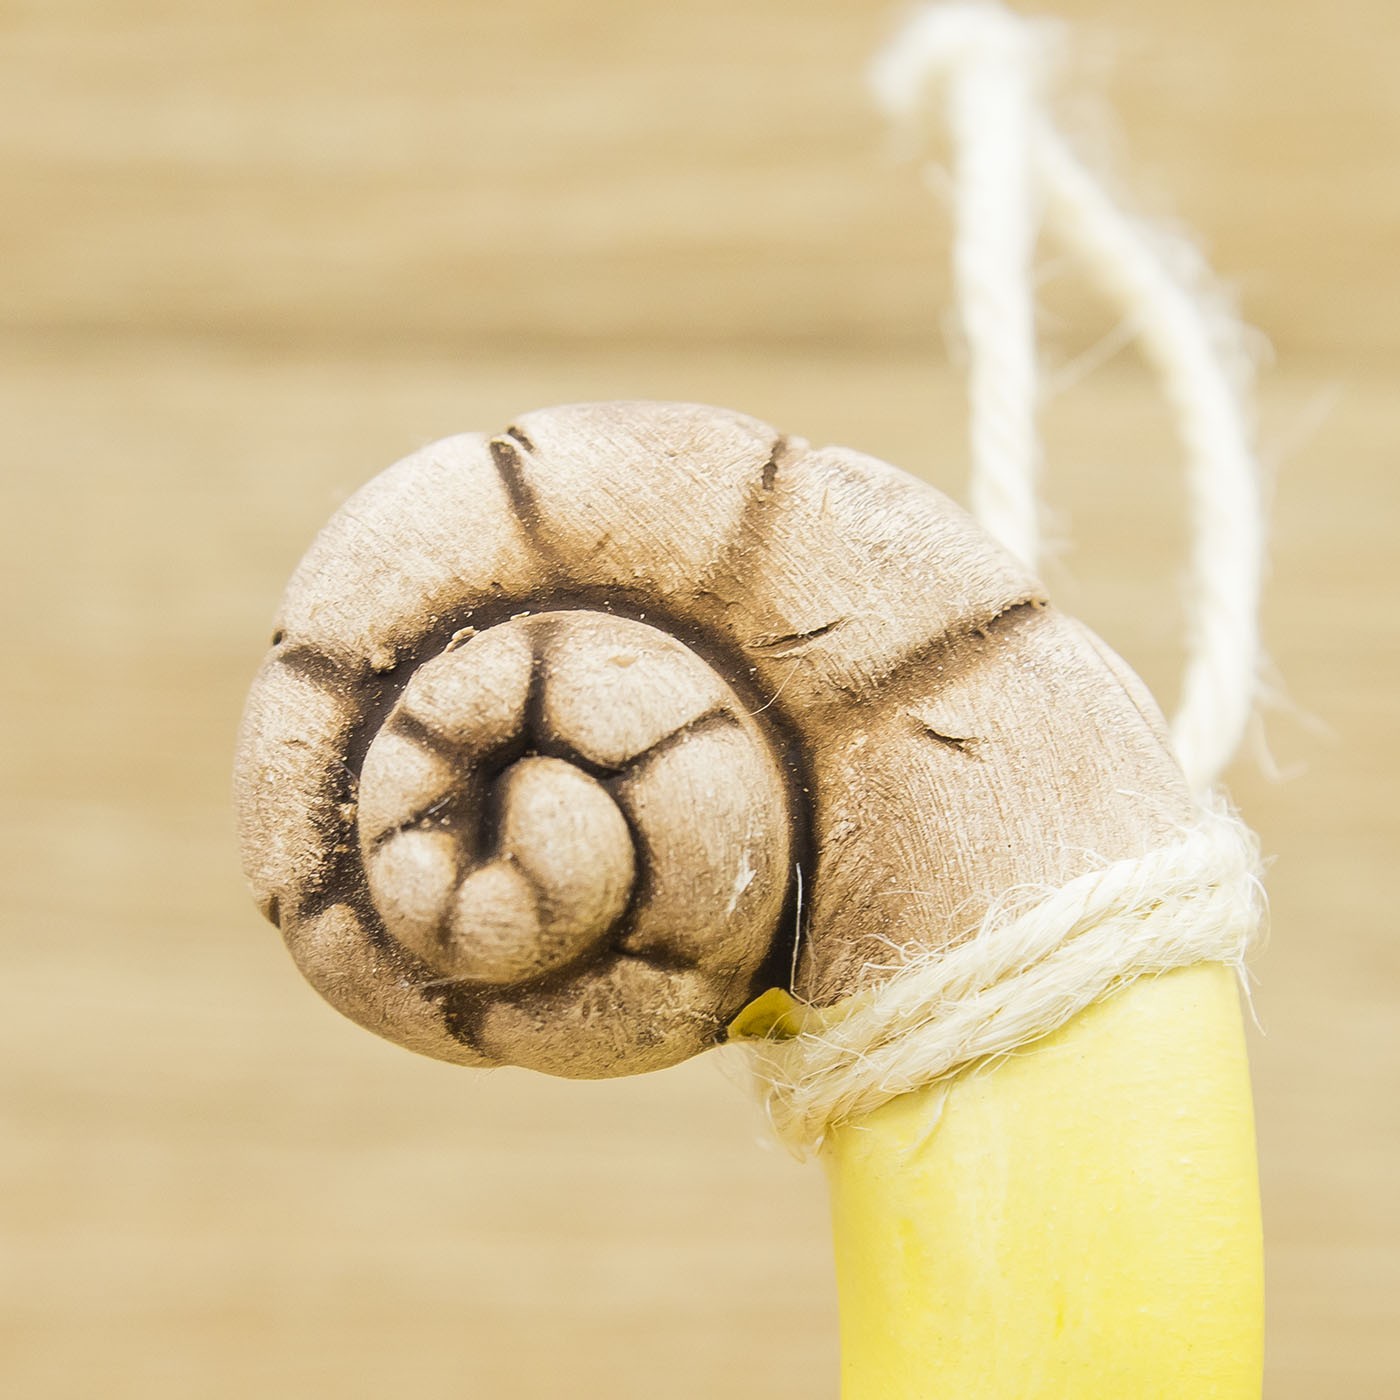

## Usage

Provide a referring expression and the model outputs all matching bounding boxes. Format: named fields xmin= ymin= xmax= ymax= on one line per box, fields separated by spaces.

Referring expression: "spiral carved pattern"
xmin=354 ymin=609 xmax=791 ymax=1073
xmin=235 ymin=401 xmax=1191 ymax=1077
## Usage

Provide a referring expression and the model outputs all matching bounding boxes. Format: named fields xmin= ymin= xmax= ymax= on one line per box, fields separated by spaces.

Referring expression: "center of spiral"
xmin=448 ymin=755 xmax=634 ymax=982
xmin=318 ymin=599 xmax=798 ymax=1072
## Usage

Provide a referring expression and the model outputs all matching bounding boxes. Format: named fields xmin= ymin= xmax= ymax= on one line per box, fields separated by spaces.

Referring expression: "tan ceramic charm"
xmin=235 ymin=401 xmax=1191 ymax=1077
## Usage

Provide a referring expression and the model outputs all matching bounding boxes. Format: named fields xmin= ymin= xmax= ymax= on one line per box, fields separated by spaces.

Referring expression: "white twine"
xmin=742 ymin=3 xmax=1267 ymax=1154
xmin=751 ymin=805 xmax=1262 ymax=1152
xmin=873 ymin=0 xmax=1262 ymax=797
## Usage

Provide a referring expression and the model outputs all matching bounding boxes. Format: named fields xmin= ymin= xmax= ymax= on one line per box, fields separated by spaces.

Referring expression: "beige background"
xmin=2 ymin=0 xmax=1396 ymax=1395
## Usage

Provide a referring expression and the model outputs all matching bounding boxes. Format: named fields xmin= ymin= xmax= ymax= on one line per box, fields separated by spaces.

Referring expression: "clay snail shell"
xmin=234 ymin=401 xmax=1191 ymax=1078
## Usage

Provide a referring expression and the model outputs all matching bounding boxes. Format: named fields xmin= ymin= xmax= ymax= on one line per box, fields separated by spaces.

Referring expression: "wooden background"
xmin=2 ymin=0 xmax=1396 ymax=1395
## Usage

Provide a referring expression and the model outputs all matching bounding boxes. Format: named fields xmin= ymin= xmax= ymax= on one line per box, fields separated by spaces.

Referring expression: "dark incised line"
xmin=882 ymin=595 xmax=1051 ymax=701
xmin=289 ymin=840 xmax=377 ymax=932
xmin=913 ymin=721 xmax=980 ymax=757
xmin=385 ymin=709 xmax=464 ymax=764
xmin=529 ymin=736 xmax=623 ymax=782
xmin=611 ymin=708 xmax=741 ymax=783
xmin=973 ymin=596 xmax=1047 ymax=641
xmin=615 ymin=947 xmax=696 ymax=976
xmin=521 ymin=623 xmax=554 ymax=751
xmin=274 ymin=642 xmax=349 ymax=694
xmin=438 ymin=837 xmax=547 ymax=969
xmin=489 ymin=432 xmax=544 ymax=536
xmin=747 ymin=617 xmax=846 ymax=655
xmin=759 ymin=436 xmax=789 ymax=493
xmin=433 ymin=980 xmax=497 ymax=1060
xmin=600 ymin=787 xmax=653 ymax=962
xmin=502 ymin=423 xmax=536 ymax=455
xmin=678 ymin=435 xmax=817 ymax=1007
xmin=697 ymin=433 xmax=810 ymax=603
xmin=367 ymin=784 xmax=477 ymax=853
xmin=488 ymin=424 xmax=568 ymax=583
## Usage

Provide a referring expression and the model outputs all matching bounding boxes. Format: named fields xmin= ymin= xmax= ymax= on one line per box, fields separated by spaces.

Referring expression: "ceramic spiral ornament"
xmin=235 ymin=400 xmax=1192 ymax=1078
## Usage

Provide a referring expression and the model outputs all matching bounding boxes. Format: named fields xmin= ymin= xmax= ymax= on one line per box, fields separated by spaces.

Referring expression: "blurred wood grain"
xmin=1 ymin=1 xmax=1396 ymax=1396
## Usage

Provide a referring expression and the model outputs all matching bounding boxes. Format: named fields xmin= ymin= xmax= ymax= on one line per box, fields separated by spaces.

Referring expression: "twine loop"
xmin=749 ymin=805 xmax=1263 ymax=1154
